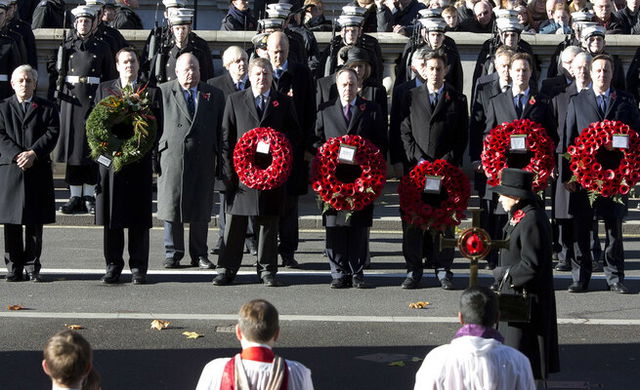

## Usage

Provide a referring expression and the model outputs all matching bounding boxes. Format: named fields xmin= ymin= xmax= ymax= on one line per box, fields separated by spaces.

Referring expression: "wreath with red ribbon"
xmin=481 ymin=119 xmax=555 ymax=192
xmin=233 ymin=127 xmax=293 ymax=190
xmin=566 ymin=120 xmax=640 ymax=202
xmin=398 ymin=160 xmax=471 ymax=231
xmin=310 ymin=135 xmax=386 ymax=211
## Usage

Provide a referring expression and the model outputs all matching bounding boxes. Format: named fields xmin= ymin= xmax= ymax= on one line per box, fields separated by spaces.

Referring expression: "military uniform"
xmin=7 ymin=13 xmax=37 ymax=69
xmin=31 ymin=0 xmax=71 ymax=28
xmin=112 ymin=5 xmax=143 ymax=29
xmin=0 ymin=32 xmax=22 ymax=100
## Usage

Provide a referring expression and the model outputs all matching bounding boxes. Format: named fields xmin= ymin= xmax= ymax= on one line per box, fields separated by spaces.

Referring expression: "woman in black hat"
xmin=493 ymin=168 xmax=560 ymax=381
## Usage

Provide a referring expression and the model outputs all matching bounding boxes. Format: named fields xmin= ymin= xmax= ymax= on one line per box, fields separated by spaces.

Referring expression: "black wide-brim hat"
xmin=493 ymin=168 xmax=537 ymax=200
xmin=344 ymin=47 xmax=371 ymax=67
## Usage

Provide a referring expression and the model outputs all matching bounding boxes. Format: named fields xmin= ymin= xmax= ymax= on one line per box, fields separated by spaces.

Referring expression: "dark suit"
xmin=389 ymin=78 xmax=420 ymax=165
xmin=315 ymin=96 xmax=387 ymax=280
xmin=394 ymin=39 xmax=463 ymax=93
xmin=0 ymin=95 xmax=59 ymax=278
xmin=218 ymin=89 xmax=301 ymax=279
xmin=400 ymin=84 xmax=468 ymax=282
xmin=94 ymin=80 xmax=161 ymax=276
xmin=564 ymin=87 xmax=640 ymax=286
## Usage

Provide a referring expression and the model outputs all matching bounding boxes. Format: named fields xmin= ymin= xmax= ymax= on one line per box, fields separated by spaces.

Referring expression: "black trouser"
xmin=402 ymin=222 xmax=454 ymax=281
xmin=571 ymin=208 xmax=594 ymax=286
xmin=65 ymin=164 xmax=98 ymax=186
xmin=4 ymin=224 xmax=43 ymax=276
xmin=217 ymin=214 xmax=279 ymax=278
xmin=325 ymin=226 xmax=367 ymax=279
xmin=163 ymin=221 xmax=209 ymax=262
xmin=482 ymin=198 xmax=507 ymax=267
xmin=104 ymin=226 xmax=150 ymax=275
xmin=215 ymin=192 xmax=257 ymax=251
xmin=278 ymin=194 xmax=299 ymax=260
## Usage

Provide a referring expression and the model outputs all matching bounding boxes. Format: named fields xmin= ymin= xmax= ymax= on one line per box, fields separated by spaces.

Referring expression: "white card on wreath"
xmin=424 ymin=175 xmax=442 ymax=193
xmin=338 ymin=144 xmax=357 ymax=164
xmin=97 ymin=155 xmax=112 ymax=168
xmin=612 ymin=134 xmax=629 ymax=149
xmin=256 ymin=140 xmax=271 ymax=154
xmin=510 ymin=134 xmax=527 ymax=152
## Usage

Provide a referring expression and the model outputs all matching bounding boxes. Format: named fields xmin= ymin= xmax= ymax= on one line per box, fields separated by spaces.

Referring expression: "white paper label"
xmin=97 ymin=155 xmax=112 ymax=168
xmin=256 ymin=140 xmax=270 ymax=154
xmin=338 ymin=144 xmax=357 ymax=164
xmin=510 ymin=134 xmax=527 ymax=152
xmin=612 ymin=134 xmax=629 ymax=149
xmin=424 ymin=176 xmax=442 ymax=193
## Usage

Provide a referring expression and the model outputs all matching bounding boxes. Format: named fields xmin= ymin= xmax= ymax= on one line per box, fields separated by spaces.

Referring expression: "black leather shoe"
xmin=568 ymin=282 xmax=588 ymax=293
xmin=282 ymin=257 xmax=300 ymax=268
xmin=83 ymin=196 xmax=96 ymax=215
xmin=555 ymin=261 xmax=571 ymax=271
xmin=401 ymin=277 xmax=419 ymax=289
xmin=164 ymin=258 xmax=179 ymax=268
xmin=352 ymin=276 xmax=367 ymax=289
xmin=330 ymin=277 xmax=350 ymax=289
xmin=212 ymin=273 xmax=234 ymax=286
xmin=440 ymin=278 xmax=454 ymax=290
xmin=192 ymin=258 xmax=215 ymax=269
xmin=5 ymin=273 xmax=23 ymax=282
xmin=609 ymin=282 xmax=629 ymax=294
xmin=101 ymin=273 xmax=120 ymax=284
xmin=60 ymin=196 xmax=85 ymax=214
xmin=261 ymin=274 xmax=282 ymax=287
xmin=131 ymin=273 xmax=146 ymax=285
xmin=27 ymin=273 xmax=45 ymax=283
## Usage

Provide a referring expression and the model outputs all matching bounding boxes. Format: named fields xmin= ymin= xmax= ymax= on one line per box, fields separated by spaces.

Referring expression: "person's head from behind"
xmin=458 ymin=286 xmax=499 ymax=327
xmin=236 ymin=299 xmax=280 ymax=345
xmin=42 ymin=330 xmax=92 ymax=388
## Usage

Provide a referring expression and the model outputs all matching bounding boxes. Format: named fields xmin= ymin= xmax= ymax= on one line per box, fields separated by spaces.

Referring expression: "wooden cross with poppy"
xmin=440 ymin=209 xmax=509 ymax=287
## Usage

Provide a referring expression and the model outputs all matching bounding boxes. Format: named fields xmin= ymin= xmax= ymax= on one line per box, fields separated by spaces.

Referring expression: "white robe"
xmin=414 ymin=335 xmax=536 ymax=390
xmin=195 ymin=357 xmax=314 ymax=390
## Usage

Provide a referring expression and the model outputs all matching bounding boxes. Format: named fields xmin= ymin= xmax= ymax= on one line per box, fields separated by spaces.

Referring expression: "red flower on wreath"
xmin=481 ymin=119 xmax=555 ymax=192
xmin=272 ymin=100 xmax=279 ymax=108
xmin=398 ymin=160 xmax=471 ymax=231
xmin=233 ymin=127 xmax=293 ymax=190
xmin=310 ymin=135 xmax=386 ymax=211
xmin=510 ymin=209 xmax=526 ymax=225
xmin=566 ymin=120 xmax=640 ymax=203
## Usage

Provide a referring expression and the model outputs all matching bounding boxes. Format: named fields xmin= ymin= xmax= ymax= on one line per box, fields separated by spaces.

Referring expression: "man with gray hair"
xmin=195 ymin=299 xmax=314 ymax=389
xmin=0 ymin=65 xmax=59 ymax=282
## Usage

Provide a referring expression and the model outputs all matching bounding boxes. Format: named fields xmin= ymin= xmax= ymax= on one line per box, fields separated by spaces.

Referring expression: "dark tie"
xmin=598 ymin=95 xmax=607 ymax=116
xmin=236 ymin=81 xmax=244 ymax=91
xmin=343 ymin=104 xmax=352 ymax=125
xmin=256 ymin=95 xmax=265 ymax=117
xmin=430 ymin=92 xmax=438 ymax=110
xmin=514 ymin=94 xmax=523 ymax=117
xmin=186 ymin=90 xmax=195 ymax=117
xmin=22 ymin=102 xmax=28 ymax=114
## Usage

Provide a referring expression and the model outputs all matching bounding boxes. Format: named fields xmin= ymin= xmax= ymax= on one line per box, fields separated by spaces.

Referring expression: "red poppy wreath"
xmin=233 ymin=127 xmax=293 ymax=190
xmin=566 ymin=120 xmax=640 ymax=202
xmin=310 ymin=135 xmax=386 ymax=211
xmin=398 ymin=159 xmax=470 ymax=231
xmin=481 ymin=119 xmax=555 ymax=192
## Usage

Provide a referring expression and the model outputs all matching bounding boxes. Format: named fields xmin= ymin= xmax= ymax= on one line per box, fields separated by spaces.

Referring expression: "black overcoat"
xmin=400 ymin=83 xmax=468 ymax=167
xmin=314 ymin=96 xmax=388 ymax=227
xmin=389 ymin=78 xmax=419 ymax=165
xmin=0 ymin=34 xmax=23 ymax=100
xmin=94 ymin=79 xmax=162 ymax=229
xmin=551 ymin=82 xmax=578 ymax=219
xmin=221 ymin=89 xmax=301 ymax=217
xmin=0 ymin=95 xmax=59 ymax=225
xmin=316 ymin=74 xmax=388 ymax=119
xmin=497 ymin=200 xmax=560 ymax=380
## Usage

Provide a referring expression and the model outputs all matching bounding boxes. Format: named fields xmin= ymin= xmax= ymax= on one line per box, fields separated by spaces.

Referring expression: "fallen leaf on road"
xmin=408 ymin=301 xmax=430 ymax=309
xmin=388 ymin=361 xmax=405 ymax=367
xmin=150 ymin=320 xmax=171 ymax=330
xmin=182 ymin=331 xmax=203 ymax=339
xmin=7 ymin=305 xmax=25 ymax=311
xmin=65 ymin=324 xmax=84 ymax=330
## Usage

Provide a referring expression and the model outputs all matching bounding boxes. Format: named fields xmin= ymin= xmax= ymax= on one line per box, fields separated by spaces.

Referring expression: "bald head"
xmin=267 ymin=31 xmax=290 ymax=69
xmin=176 ymin=52 xmax=200 ymax=89
xmin=474 ymin=1 xmax=493 ymax=26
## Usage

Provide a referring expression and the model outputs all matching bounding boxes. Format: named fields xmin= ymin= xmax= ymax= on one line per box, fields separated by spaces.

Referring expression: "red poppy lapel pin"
xmin=31 ymin=102 xmax=38 ymax=109
xmin=610 ymin=91 xmax=617 ymax=100
xmin=272 ymin=100 xmax=279 ymax=108
xmin=510 ymin=209 xmax=526 ymax=225
xmin=359 ymin=103 xmax=366 ymax=111
xmin=202 ymin=92 xmax=211 ymax=101
xmin=528 ymin=96 xmax=536 ymax=106
xmin=445 ymin=92 xmax=451 ymax=101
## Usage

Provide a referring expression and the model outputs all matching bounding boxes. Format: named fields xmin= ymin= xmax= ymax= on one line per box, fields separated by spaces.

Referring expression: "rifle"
xmin=147 ymin=1 xmax=161 ymax=63
xmin=323 ymin=10 xmax=336 ymax=78
xmin=54 ymin=11 xmax=68 ymax=102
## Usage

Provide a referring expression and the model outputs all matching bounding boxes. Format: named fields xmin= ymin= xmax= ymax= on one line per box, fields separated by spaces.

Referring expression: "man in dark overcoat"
xmin=267 ymin=31 xmax=315 ymax=268
xmin=314 ymin=67 xmax=387 ymax=288
xmin=112 ymin=0 xmax=143 ymax=30
xmin=54 ymin=6 xmax=116 ymax=215
xmin=0 ymin=65 xmax=59 ymax=282
xmin=563 ymin=54 xmax=640 ymax=294
xmin=94 ymin=47 xmax=161 ymax=284
xmin=493 ymin=168 xmax=560 ymax=381
xmin=157 ymin=52 xmax=224 ymax=269
xmin=399 ymin=50 xmax=468 ymax=290
xmin=214 ymin=57 xmax=301 ymax=287
xmin=206 ymin=46 xmax=257 ymax=256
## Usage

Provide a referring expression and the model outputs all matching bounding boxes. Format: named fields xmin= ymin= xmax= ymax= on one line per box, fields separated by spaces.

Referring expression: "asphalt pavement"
xmin=1 ymin=227 xmax=639 ymax=389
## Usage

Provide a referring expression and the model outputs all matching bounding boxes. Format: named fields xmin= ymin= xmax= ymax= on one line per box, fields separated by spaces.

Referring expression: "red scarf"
xmin=220 ymin=347 xmax=289 ymax=390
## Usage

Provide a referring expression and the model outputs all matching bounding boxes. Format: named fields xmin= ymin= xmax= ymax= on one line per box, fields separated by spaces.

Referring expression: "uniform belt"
xmin=65 ymin=76 xmax=101 ymax=85
xmin=0 ymin=75 xmax=8 ymax=81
